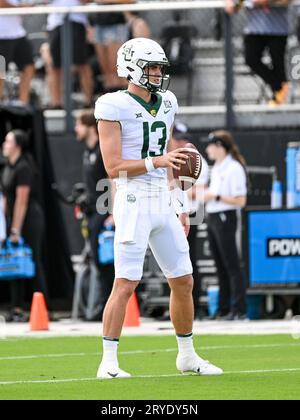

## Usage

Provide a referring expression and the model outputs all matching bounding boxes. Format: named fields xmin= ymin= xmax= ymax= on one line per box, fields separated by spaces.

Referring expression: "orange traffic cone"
xmin=29 ymin=292 xmax=49 ymax=331
xmin=123 ymin=292 xmax=140 ymax=327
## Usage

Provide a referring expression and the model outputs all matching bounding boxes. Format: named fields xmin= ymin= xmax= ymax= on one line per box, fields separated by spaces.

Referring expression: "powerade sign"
xmin=248 ymin=210 xmax=300 ymax=284
xmin=267 ymin=238 xmax=300 ymax=257
xmin=268 ymin=238 xmax=300 ymax=258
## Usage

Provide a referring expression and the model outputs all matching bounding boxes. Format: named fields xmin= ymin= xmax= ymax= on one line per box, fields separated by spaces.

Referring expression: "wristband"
xmin=170 ymin=188 xmax=191 ymax=215
xmin=10 ymin=228 xmax=20 ymax=236
xmin=144 ymin=156 xmax=155 ymax=172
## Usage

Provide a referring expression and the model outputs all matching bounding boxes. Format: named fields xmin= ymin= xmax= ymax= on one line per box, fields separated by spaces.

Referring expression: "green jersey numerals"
xmin=142 ymin=121 xmax=167 ymax=159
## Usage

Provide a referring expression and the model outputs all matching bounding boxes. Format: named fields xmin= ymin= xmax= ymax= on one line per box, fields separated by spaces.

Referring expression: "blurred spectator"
xmin=124 ymin=11 xmax=151 ymax=39
xmin=161 ymin=11 xmax=197 ymax=78
xmin=204 ymin=130 xmax=247 ymax=321
xmin=1 ymin=130 xmax=48 ymax=322
xmin=225 ymin=0 xmax=292 ymax=105
xmin=39 ymin=42 xmax=57 ymax=107
xmin=92 ymin=0 xmax=133 ymax=92
xmin=75 ymin=111 xmax=114 ymax=319
xmin=46 ymin=0 xmax=93 ymax=109
xmin=171 ymin=122 xmax=209 ymax=319
xmin=0 ymin=0 xmax=35 ymax=105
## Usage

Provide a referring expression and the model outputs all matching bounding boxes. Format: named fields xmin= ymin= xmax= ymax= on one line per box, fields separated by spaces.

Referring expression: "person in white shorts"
xmin=94 ymin=37 xmax=223 ymax=379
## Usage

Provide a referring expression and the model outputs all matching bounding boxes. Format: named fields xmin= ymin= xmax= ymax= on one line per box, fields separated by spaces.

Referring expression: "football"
xmin=172 ymin=143 xmax=202 ymax=190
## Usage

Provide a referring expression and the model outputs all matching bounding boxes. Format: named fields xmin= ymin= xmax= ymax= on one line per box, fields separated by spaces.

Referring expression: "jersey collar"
xmin=126 ymin=91 xmax=162 ymax=117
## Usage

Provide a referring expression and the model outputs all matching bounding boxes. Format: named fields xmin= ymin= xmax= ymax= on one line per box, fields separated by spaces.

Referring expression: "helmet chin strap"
xmin=142 ymin=72 xmax=163 ymax=93
xmin=146 ymin=82 xmax=160 ymax=93
xmin=128 ymin=77 xmax=159 ymax=93
xmin=128 ymin=72 xmax=167 ymax=93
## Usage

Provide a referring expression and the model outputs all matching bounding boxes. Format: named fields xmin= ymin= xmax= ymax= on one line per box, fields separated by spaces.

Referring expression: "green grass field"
xmin=0 ymin=334 xmax=300 ymax=400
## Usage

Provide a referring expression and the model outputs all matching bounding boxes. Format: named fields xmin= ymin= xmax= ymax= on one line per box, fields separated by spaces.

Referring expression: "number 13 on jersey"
xmin=142 ymin=121 xmax=167 ymax=158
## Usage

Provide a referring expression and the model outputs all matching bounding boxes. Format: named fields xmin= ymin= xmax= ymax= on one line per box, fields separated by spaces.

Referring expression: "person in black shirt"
xmin=75 ymin=111 xmax=114 ymax=318
xmin=1 ymin=130 xmax=48 ymax=322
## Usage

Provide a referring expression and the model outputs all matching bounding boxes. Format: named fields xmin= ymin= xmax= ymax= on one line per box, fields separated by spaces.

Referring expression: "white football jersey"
xmin=94 ymin=89 xmax=178 ymax=185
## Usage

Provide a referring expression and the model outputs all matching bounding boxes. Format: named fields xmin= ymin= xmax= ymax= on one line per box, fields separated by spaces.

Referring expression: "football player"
xmin=94 ymin=38 xmax=223 ymax=379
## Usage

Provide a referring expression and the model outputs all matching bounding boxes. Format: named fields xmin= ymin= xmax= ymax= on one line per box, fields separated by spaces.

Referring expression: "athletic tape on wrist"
xmin=145 ymin=157 xmax=155 ymax=172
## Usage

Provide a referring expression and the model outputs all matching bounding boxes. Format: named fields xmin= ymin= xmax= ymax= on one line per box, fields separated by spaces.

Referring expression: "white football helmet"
xmin=117 ymin=38 xmax=170 ymax=93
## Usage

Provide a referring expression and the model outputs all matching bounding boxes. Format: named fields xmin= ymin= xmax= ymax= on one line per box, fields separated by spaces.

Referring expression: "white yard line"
xmin=0 ymin=352 xmax=100 ymax=361
xmin=1 ymin=368 xmax=300 ymax=386
xmin=1 ymin=342 xmax=300 ymax=362
xmin=0 ymin=319 xmax=299 ymax=338
xmin=135 ymin=368 xmax=300 ymax=378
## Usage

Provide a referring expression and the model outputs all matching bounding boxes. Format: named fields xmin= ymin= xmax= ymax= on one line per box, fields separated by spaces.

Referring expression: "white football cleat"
xmin=176 ymin=354 xmax=223 ymax=376
xmin=97 ymin=363 xmax=131 ymax=379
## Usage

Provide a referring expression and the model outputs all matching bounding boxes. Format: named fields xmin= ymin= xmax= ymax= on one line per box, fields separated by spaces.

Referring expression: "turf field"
xmin=0 ymin=334 xmax=300 ymax=400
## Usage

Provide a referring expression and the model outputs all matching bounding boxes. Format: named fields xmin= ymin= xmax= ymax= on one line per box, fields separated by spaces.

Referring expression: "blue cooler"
xmin=98 ymin=225 xmax=115 ymax=265
xmin=207 ymin=286 xmax=219 ymax=317
xmin=0 ymin=238 xmax=35 ymax=280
